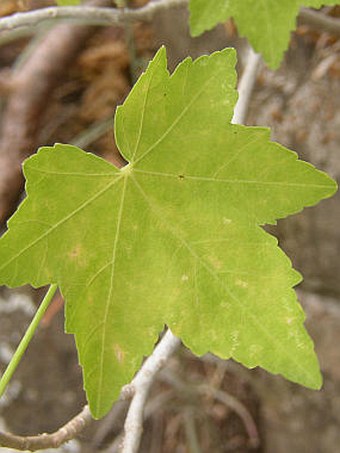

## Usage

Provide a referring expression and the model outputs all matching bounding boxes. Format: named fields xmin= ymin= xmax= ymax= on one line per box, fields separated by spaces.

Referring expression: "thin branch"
xmin=232 ymin=46 xmax=261 ymax=125
xmin=120 ymin=329 xmax=181 ymax=453
xmin=1 ymin=2 xmax=339 ymax=45
xmin=0 ymin=405 xmax=92 ymax=451
xmin=299 ymin=8 xmax=340 ymax=37
xmin=2 ymin=2 xmax=337 ymax=48
xmin=0 ymin=0 xmax=188 ymax=39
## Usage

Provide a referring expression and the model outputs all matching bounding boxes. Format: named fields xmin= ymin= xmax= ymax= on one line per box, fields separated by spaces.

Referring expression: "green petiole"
xmin=0 ymin=284 xmax=58 ymax=398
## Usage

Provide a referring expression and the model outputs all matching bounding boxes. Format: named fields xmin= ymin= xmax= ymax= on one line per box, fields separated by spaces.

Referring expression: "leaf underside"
xmin=0 ymin=47 xmax=336 ymax=418
xmin=189 ymin=0 xmax=339 ymax=68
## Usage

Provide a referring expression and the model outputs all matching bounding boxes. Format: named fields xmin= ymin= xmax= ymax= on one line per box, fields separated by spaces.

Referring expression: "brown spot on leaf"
xmin=113 ymin=344 xmax=125 ymax=363
xmin=209 ymin=255 xmax=223 ymax=270
xmin=69 ymin=244 xmax=82 ymax=259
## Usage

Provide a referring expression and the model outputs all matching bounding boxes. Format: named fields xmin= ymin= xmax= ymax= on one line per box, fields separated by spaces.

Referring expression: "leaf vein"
xmin=133 ymin=169 xmax=330 ymax=188
xmin=132 ymin=176 xmax=314 ymax=382
xmin=133 ymin=69 xmax=224 ymax=166
xmin=95 ymin=175 xmax=128 ymax=411
xmin=0 ymin=175 xmax=123 ymax=273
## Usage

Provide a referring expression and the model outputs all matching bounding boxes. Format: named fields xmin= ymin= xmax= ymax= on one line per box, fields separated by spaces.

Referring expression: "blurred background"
xmin=0 ymin=1 xmax=339 ymax=452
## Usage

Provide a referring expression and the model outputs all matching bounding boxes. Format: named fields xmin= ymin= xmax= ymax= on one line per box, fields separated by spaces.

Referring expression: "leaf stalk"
xmin=0 ymin=283 xmax=58 ymax=399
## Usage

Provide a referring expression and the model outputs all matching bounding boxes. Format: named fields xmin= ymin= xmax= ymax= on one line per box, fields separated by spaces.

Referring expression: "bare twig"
xmin=0 ymin=0 xmax=188 ymax=38
xmin=120 ymin=329 xmax=181 ymax=453
xmin=0 ymin=405 xmax=92 ymax=451
xmin=1 ymin=3 xmax=338 ymax=44
xmin=299 ymin=8 xmax=340 ymax=37
xmin=232 ymin=46 xmax=261 ymax=125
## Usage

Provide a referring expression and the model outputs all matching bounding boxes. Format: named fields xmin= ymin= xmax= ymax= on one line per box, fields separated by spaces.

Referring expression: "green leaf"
xmin=0 ymin=47 xmax=336 ymax=418
xmin=189 ymin=0 xmax=338 ymax=68
xmin=56 ymin=0 xmax=81 ymax=6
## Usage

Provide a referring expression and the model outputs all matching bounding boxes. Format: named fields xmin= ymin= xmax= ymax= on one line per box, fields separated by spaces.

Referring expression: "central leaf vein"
xmin=95 ymin=175 xmax=128 ymax=412
xmin=133 ymin=169 xmax=330 ymax=188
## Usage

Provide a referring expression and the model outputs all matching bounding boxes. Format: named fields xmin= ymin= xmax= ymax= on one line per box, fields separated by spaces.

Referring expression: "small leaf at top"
xmin=0 ymin=47 xmax=337 ymax=418
xmin=189 ymin=0 xmax=339 ymax=68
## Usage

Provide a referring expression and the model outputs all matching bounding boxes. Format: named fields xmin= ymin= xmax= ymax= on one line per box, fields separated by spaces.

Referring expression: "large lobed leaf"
xmin=189 ymin=0 xmax=338 ymax=68
xmin=0 ymin=47 xmax=336 ymax=418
